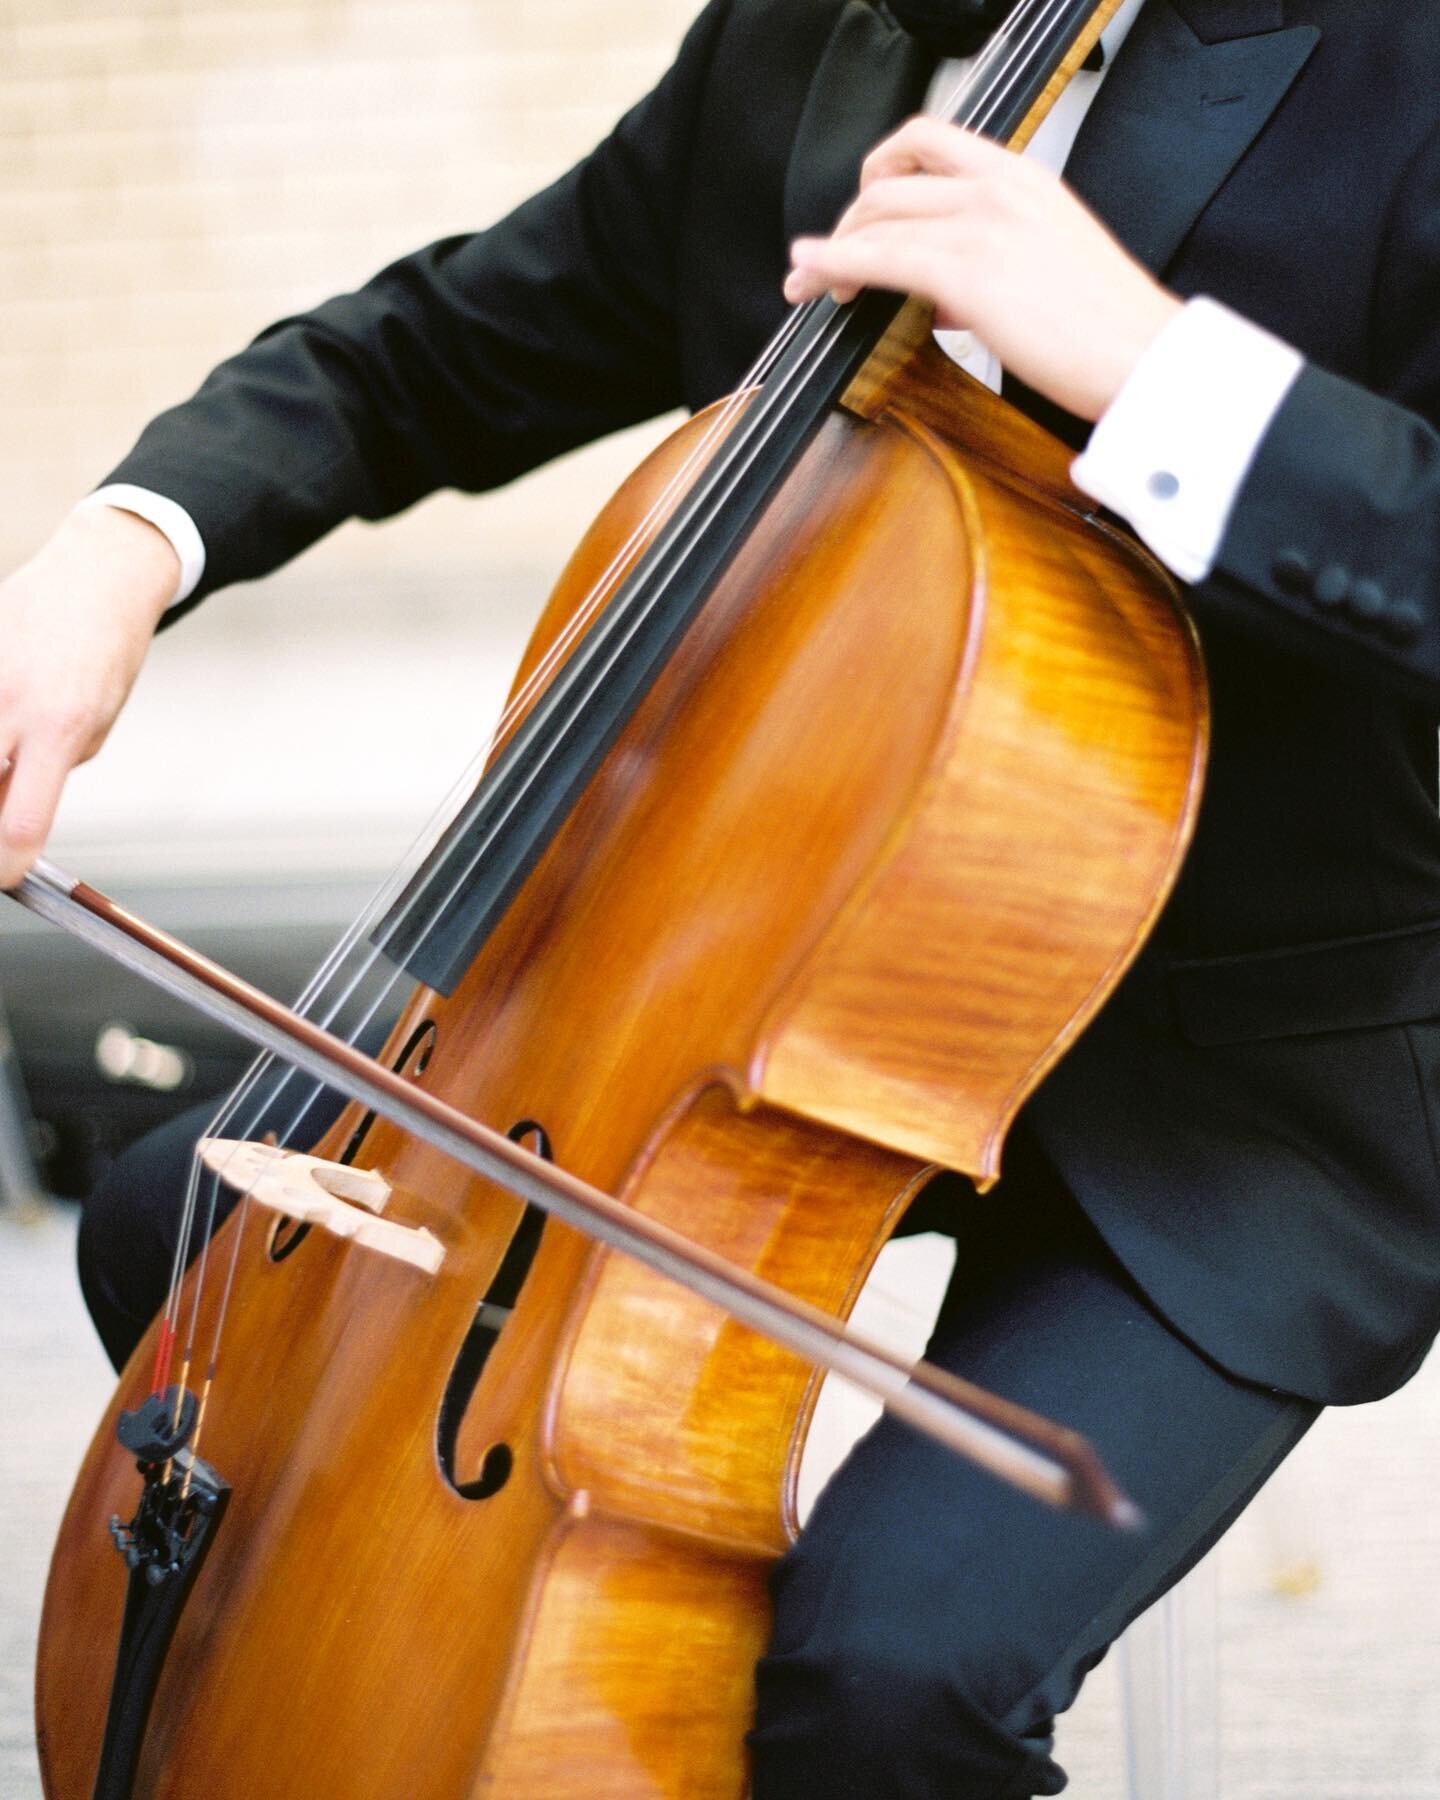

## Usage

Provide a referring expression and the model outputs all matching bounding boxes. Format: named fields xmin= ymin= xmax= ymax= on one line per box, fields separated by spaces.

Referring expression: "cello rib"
xmin=759 ymin=341 xmax=1207 ymax=1184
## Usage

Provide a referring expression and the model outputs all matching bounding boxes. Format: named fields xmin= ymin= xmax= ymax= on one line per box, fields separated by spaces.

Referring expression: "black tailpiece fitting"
xmin=90 ymin=1392 xmax=231 ymax=1800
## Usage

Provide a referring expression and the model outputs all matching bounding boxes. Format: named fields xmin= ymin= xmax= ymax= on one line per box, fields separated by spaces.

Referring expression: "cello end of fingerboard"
xmin=840 ymin=296 xmax=939 ymax=420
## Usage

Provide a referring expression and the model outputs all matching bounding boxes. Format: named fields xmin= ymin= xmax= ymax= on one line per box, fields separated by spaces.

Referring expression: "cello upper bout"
xmin=843 ymin=303 xmax=1091 ymax=514
xmin=754 ymin=377 xmax=1208 ymax=1186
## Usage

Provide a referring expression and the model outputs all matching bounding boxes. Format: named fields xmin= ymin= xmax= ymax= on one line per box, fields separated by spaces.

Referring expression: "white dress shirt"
xmin=81 ymin=0 xmax=1302 ymax=603
xmin=925 ymin=0 xmax=1303 ymax=583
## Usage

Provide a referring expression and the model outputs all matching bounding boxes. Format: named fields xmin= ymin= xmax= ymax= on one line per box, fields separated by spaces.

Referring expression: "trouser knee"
xmin=748 ymin=1546 xmax=1066 ymax=1800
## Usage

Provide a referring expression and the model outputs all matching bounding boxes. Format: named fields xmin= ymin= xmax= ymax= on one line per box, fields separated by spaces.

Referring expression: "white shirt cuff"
xmin=75 ymin=484 xmax=207 ymax=607
xmin=1070 ymin=296 xmax=1305 ymax=584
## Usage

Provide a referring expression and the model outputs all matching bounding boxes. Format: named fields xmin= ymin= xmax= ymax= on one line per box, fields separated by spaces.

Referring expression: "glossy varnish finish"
xmin=36 ymin=334 xmax=1205 ymax=1795
xmin=763 ymin=339 xmax=1207 ymax=1182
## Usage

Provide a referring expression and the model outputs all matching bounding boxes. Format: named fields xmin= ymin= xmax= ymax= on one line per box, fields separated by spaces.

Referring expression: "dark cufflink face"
xmin=1347 ymin=579 xmax=1387 ymax=621
xmin=1380 ymin=600 xmax=1424 ymax=644
xmin=1272 ymin=547 xmax=1312 ymax=593
xmin=1312 ymin=562 xmax=1352 ymax=608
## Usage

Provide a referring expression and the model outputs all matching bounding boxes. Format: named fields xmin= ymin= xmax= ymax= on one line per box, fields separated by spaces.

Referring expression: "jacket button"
xmin=1312 ymin=563 xmax=1352 ymax=607
xmin=1272 ymin=548 xmax=1311 ymax=593
xmin=1348 ymin=579 xmax=1387 ymax=621
xmin=1382 ymin=601 xmax=1424 ymax=644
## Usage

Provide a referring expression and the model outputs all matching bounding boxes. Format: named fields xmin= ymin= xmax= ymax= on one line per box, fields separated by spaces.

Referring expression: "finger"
xmin=833 ymin=174 xmax=969 ymax=239
xmin=784 ymin=265 xmax=862 ymax=305
xmin=860 ymin=117 xmax=1013 ymax=189
xmin=0 ymin=740 xmax=18 ymax=815
xmin=787 ymin=228 xmax=953 ymax=310
xmin=0 ymin=738 xmax=71 ymax=887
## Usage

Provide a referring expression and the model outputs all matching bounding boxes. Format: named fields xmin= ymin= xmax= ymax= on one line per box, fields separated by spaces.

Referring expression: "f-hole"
xmin=268 ymin=1019 xmax=439 ymax=1263
xmin=437 ymin=1120 xmax=551 ymax=1502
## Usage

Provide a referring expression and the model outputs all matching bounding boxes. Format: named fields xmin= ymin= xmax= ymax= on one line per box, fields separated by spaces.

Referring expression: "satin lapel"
xmin=782 ymin=1 xmax=935 ymax=245
xmin=1062 ymin=0 xmax=1320 ymax=274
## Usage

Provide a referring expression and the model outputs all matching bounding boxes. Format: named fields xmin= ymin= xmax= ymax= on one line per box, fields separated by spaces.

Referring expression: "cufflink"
xmin=1272 ymin=548 xmax=1311 ymax=593
xmin=1312 ymin=563 xmax=1352 ymax=608
xmin=1380 ymin=600 xmax=1424 ymax=644
xmin=1347 ymin=579 xmax=1387 ymax=623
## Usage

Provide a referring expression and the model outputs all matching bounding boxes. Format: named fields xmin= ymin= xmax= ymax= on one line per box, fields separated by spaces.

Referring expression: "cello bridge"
xmin=198 ymin=1138 xmax=445 ymax=1275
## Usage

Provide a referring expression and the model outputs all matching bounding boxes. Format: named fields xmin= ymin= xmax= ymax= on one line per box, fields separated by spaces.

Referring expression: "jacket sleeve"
xmin=1202 ymin=119 xmax=1440 ymax=699
xmin=101 ymin=0 xmax=734 ymax=614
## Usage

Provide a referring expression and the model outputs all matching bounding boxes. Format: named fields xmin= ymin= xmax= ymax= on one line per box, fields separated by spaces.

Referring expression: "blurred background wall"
xmin=0 ymin=0 xmax=699 ymax=1192
xmin=1 ymin=0 xmax=696 ymax=880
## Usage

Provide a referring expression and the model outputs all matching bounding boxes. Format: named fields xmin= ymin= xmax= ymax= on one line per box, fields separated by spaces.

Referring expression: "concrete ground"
xmin=0 ymin=1204 xmax=112 ymax=1800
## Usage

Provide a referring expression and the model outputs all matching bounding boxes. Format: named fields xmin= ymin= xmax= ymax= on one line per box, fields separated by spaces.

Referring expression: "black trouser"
xmin=79 ymin=1108 xmax=1318 ymax=1798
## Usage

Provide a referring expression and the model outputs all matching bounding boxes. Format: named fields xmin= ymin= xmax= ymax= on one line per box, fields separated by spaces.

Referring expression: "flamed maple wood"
xmin=36 ymin=333 xmax=1204 ymax=1796
xmin=37 ymin=3 xmax=1200 ymax=1788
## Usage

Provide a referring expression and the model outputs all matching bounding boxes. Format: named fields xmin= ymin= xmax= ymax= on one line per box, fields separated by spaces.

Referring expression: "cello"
xmin=25 ymin=0 xmax=1206 ymax=1791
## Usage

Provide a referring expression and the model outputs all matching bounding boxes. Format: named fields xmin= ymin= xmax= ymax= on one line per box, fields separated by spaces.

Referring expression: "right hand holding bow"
xmin=0 ymin=505 xmax=179 ymax=886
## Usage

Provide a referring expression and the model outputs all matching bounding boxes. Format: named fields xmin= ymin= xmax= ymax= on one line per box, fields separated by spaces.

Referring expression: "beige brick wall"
xmin=0 ymin=0 xmax=698 ymax=589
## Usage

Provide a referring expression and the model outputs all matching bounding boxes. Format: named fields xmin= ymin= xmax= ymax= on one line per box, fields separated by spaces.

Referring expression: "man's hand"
xmin=784 ymin=117 xmax=1183 ymax=423
xmin=0 ymin=506 xmax=179 ymax=887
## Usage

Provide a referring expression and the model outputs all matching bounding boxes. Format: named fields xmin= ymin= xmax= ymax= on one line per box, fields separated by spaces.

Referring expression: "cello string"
xmin=180 ymin=0 xmax=1076 ymax=1381
xmin=157 ymin=304 xmax=820 ymax=1381
xmin=179 ymin=287 xmax=856 ymax=1385
xmin=438 ymin=305 xmax=814 ymax=771
xmin=179 ymin=0 xmax=1082 ymax=1416
xmin=169 ymin=0 xmax=1093 ymax=1472
xmin=153 ymin=302 xmax=818 ymax=1317
xmin=174 ymin=0 xmax=1072 ymax=1347
xmin=393 ymin=3 xmax=1081 ymax=830
xmin=174 ymin=0 xmax=1061 ymax=1230
xmin=935 ymin=0 xmax=1059 ymax=123
xmin=381 ymin=2 xmax=1079 ymax=867
xmin=188 ymin=0 xmax=1070 ymax=1220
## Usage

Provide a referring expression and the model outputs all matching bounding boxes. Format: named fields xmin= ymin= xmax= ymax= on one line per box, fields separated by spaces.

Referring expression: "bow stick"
xmin=9 ymin=859 xmax=1142 ymax=1530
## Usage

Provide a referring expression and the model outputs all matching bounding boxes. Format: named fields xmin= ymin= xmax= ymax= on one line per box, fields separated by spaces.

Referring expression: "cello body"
xmin=35 ymin=338 xmax=1205 ymax=1797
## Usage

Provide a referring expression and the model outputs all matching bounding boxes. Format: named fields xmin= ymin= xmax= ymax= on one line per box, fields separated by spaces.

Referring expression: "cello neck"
xmin=967 ymin=0 xmax=1128 ymax=151
xmin=374 ymin=0 xmax=1120 ymax=993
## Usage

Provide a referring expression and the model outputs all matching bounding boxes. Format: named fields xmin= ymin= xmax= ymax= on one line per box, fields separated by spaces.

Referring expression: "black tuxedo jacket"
xmin=107 ymin=0 xmax=1440 ymax=1403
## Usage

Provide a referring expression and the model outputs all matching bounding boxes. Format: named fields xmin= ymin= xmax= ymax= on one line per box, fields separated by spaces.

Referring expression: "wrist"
xmin=1082 ymin=285 xmax=1185 ymax=423
xmin=52 ymin=503 xmax=182 ymax=627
